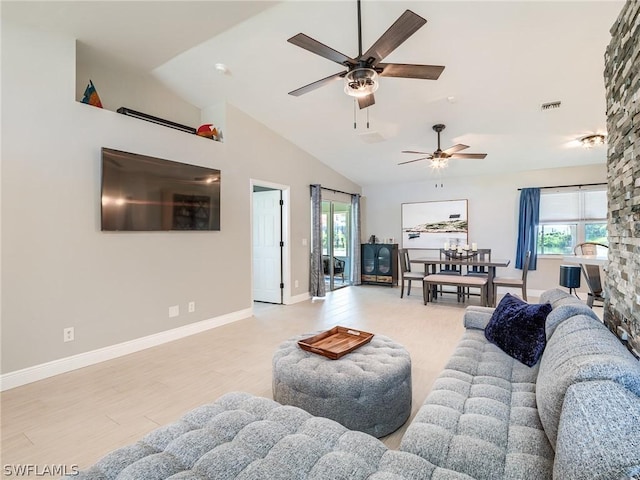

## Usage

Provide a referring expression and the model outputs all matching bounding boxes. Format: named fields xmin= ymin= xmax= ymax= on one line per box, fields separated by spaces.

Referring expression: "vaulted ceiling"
xmin=4 ymin=1 xmax=622 ymax=186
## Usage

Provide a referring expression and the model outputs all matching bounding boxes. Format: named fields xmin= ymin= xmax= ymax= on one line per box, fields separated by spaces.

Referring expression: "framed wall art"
xmin=401 ymin=199 xmax=468 ymax=248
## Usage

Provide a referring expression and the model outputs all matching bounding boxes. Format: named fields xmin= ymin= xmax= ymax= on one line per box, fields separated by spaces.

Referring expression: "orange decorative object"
xmin=197 ymin=124 xmax=215 ymax=137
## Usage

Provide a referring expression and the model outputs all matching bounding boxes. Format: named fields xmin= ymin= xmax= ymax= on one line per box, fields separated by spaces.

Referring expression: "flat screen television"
xmin=101 ymin=148 xmax=221 ymax=231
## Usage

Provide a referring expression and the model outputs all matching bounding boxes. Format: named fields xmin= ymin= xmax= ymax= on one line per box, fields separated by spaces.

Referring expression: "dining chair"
xmin=492 ymin=250 xmax=530 ymax=301
xmin=465 ymin=249 xmax=492 ymax=276
xmin=464 ymin=248 xmax=491 ymax=300
xmin=438 ymin=248 xmax=463 ymax=275
xmin=398 ymin=248 xmax=426 ymax=299
xmin=432 ymin=248 xmax=464 ymax=300
xmin=574 ymin=242 xmax=608 ymax=307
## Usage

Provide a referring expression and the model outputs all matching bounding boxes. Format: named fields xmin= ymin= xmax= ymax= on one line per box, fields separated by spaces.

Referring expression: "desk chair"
xmin=574 ymin=242 xmax=608 ymax=307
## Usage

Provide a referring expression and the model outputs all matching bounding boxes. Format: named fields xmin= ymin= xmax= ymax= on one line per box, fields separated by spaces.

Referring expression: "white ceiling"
xmin=4 ymin=1 xmax=622 ymax=187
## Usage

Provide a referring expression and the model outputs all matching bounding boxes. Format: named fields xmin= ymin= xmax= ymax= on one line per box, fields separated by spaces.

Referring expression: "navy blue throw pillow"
xmin=484 ymin=293 xmax=552 ymax=367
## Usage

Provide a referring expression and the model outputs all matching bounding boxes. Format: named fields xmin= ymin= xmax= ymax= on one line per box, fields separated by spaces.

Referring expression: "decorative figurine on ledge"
xmin=197 ymin=124 xmax=223 ymax=142
xmin=81 ymin=79 xmax=103 ymax=108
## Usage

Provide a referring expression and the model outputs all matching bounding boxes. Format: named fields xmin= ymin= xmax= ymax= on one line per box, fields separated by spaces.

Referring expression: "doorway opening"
xmin=322 ymin=200 xmax=352 ymax=291
xmin=251 ymin=181 xmax=290 ymax=304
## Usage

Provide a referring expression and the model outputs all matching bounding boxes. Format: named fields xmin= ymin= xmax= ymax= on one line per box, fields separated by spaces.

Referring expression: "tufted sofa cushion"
xmin=272 ymin=333 xmax=412 ymax=437
xmin=400 ymin=329 xmax=554 ymax=480
xmin=66 ymin=391 xmax=476 ymax=480
xmin=553 ymin=380 xmax=640 ymax=480
xmin=65 ymin=392 xmax=379 ymax=479
xmin=463 ymin=306 xmax=496 ymax=330
xmin=539 ymin=288 xmax=583 ymax=309
xmin=535 ymin=313 xmax=640 ymax=449
xmin=539 ymin=288 xmax=600 ymax=339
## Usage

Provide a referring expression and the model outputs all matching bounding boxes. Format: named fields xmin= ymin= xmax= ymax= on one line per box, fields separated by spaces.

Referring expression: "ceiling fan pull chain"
xmin=353 ymin=99 xmax=357 ymax=129
xmin=367 ymin=107 xmax=370 ymax=129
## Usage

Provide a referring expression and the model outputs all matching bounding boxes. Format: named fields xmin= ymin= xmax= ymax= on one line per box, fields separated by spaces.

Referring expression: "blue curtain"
xmin=516 ymin=188 xmax=540 ymax=270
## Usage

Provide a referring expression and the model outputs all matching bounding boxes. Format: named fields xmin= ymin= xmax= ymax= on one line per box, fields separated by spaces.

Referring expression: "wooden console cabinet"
xmin=361 ymin=243 xmax=398 ymax=286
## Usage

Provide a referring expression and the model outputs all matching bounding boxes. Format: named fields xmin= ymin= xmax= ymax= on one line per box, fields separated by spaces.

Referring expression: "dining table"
xmin=410 ymin=254 xmax=511 ymax=307
xmin=562 ymin=254 xmax=608 ymax=267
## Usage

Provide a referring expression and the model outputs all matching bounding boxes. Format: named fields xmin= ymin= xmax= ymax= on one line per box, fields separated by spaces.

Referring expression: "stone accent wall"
xmin=604 ymin=0 xmax=640 ymax=357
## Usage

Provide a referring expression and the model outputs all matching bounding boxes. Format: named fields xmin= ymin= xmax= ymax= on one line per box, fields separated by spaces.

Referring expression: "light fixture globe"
xmin=580 ymin=134 xmax=606 ymax=149
xmin=429 ymin=158 xmax=448 ymax=170
xmin=344 ymin=68 xmax=379 ymax=98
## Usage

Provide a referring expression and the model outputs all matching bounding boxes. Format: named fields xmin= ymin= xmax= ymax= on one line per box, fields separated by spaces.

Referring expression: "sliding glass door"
xmin=321 ymin=200 xmax=352 ymax=290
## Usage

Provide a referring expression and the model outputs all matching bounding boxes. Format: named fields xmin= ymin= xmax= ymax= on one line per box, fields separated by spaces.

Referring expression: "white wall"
xmin=1 ymin=22 xmax=360 ymax=375
xmin=75 ymin=42 xmax=202 ymax=128
xmin=362 ymin=164 xmax=607 ymax=293
xmin=1 ymin=20 xmax=607 ymax=378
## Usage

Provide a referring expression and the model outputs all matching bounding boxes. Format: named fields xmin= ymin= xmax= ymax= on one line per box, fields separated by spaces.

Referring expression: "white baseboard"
xmin=0 ymin=307 xmax=253 ymax=392
xmin=285 ymin=292 xmax=310 ymax=305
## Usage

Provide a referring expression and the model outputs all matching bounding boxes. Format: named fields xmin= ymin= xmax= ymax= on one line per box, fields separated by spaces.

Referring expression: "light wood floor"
xmin=1 ymin=285 xmax=481 ymax=477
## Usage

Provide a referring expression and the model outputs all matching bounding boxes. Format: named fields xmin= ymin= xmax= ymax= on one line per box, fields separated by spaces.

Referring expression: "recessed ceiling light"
xmin=447 ymin=96 xmax=456 ymax=103
xmin=214 ymin=63 xmax=229 ymax=75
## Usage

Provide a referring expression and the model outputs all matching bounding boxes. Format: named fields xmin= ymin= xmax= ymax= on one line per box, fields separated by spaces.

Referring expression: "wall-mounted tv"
xmin=101 ymin=148 xmax=220 ymax=231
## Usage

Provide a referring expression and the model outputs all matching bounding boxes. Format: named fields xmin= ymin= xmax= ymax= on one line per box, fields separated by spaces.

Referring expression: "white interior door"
xmin=253 ymin=189 xmax=282 ymax=303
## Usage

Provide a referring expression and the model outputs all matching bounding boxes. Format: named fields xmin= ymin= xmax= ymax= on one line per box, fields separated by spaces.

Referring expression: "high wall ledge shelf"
xmin=116 ymin=107 xmax=223 ymax=142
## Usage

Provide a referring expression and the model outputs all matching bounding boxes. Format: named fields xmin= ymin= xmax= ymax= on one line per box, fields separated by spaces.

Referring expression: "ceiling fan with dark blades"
xmin=399 ymin=124 xmax=487 ymax=167
xmin=287 ymin=1 xmax=444 ymax=109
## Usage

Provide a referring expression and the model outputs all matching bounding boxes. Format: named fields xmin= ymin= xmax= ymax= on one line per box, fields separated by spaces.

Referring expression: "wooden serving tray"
xmin=298 ymin=326 xmax=374 ymax=360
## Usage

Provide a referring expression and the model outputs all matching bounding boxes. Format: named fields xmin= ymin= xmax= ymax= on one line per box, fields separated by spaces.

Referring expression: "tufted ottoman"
xmin=272 ymin=332 xmax=412 ymax=438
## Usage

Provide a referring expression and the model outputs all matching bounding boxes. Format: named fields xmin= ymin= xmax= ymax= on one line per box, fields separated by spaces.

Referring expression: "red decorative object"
xmin=197 ymin=124 xmax=218 ymax=139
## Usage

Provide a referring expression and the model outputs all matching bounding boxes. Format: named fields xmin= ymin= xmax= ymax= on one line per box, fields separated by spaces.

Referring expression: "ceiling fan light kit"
xmin=344 ymin=68 xmax=379 ymax=97
xmin=430 ymin=158 xmax=448 ymax=170
xmin=398 ymin=123 xmax=488 ymax=168
xmin=580 ymin=134 xmax=606 ymax=149
xmin=287 ymin=0 xmax=444 ymax=109
xmin=430 ymin=158 xmax=449 ymax=170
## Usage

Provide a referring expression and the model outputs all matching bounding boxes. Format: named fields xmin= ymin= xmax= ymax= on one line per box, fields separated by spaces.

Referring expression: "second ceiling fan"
xmin=287 ymin=0 xmax=445 ymax=109
xmin=399 ymin=124 xmax=488 ymax=168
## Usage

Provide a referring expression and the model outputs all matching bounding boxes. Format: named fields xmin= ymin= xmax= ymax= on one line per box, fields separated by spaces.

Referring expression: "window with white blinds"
xmin=539 ymin=189 xmax=607 ymax=222
xmin=537 ymin=186 xmax=607 ymax=255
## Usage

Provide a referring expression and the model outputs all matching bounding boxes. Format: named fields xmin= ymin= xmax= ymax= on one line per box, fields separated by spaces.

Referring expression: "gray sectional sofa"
xmin=66 ymin=289 xmax=640 ymax=480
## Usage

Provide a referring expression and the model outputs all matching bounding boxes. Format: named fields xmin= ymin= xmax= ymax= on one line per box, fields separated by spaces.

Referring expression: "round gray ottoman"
xmin=272 ymin=333 xmax=412 ymax=438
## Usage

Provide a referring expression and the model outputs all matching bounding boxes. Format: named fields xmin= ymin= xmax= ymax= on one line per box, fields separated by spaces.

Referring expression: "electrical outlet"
xmin=169 ymin=305 xmax=179 ymax=318
xmin=294 ymin=280 xmax=299 ymax=288
xmin=188 ymin=301 xmax=196 ymax=313
xmin=63 ymin=327 xmax=74 ymax=342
